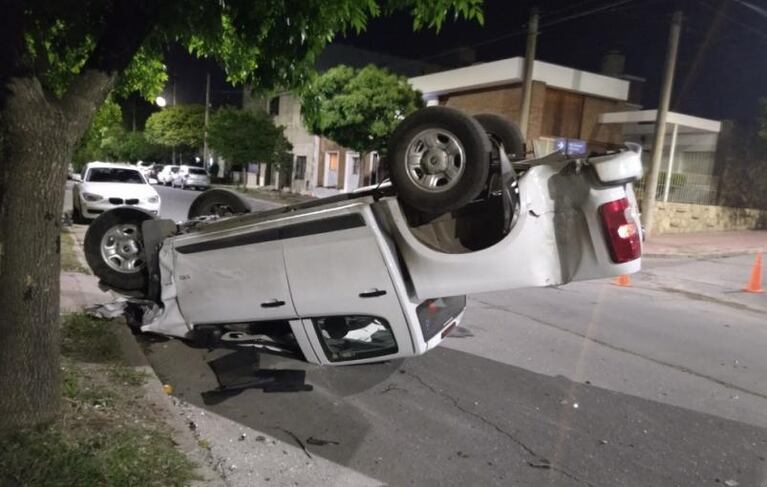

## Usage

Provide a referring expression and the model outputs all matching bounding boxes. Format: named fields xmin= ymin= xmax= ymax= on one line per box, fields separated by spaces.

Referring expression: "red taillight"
xmin=599 ymin=197 xmax=641 ymax=263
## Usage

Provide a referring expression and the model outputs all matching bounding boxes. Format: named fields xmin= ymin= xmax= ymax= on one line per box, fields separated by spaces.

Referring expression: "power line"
xmin=729 ymin=0 xmax=767 ymax=19
xmin=699 ymin=0 xmax=767 ymax=44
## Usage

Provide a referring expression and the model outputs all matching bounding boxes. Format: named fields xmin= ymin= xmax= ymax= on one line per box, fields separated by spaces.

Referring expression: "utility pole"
xmin=203 ymin=72 xmax=211 ymax=168
xmin=172 ymin=75 xmax=177 ymax=164
xmin=641 ymin=10 xmax=683 ymax=239
xmin=519 ymin=7 xmax=539 ymax=142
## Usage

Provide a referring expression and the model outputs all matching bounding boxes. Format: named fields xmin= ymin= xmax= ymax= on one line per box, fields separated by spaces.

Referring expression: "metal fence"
xmin=633 ymin=173 xmax=719 ymax=206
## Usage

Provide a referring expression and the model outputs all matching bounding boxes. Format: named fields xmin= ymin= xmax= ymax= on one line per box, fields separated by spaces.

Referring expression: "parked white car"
xmin=84 ymin=108 xmax=642 ymax=366
xmin=72 ymin=162 xmax=161 ymax=223
xmin=156 ymin=165 xmax=179 ymax=185
xmin=171 ymin=165 xmax=210 ymax=190
xmin=135 ymin=161 xmax=153 ymax=177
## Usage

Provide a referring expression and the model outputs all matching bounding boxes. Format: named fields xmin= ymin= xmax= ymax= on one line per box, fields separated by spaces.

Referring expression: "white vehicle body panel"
xmin=138 ymin=149 xmax=642 ymax=365
xmin=382 ymin=163 xmax=640 ymax=300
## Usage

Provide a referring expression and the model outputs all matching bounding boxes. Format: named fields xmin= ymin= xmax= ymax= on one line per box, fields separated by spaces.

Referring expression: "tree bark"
xmin=0 ymin=78 xmax=71 ymax=433
xmin=0 ymin=0 xmax=152 ymax=435
xmin=0 ymin=72 xmax=114 ymax=434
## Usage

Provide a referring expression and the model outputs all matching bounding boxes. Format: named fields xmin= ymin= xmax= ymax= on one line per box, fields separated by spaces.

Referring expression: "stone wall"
xmin=653 ymin=202 xmax=767 ymax=234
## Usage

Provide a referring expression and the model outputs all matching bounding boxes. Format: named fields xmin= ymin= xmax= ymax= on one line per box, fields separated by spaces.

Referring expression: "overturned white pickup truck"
xmin=84 ymin=107 xmax=642 ymax=366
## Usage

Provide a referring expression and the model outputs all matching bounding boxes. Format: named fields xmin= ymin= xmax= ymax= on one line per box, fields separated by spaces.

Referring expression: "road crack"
xmin=402 ymin=369 xmax=597 ymax=487
xmin=474 ymin=298 xmax=767 ymax=402
xmin=274 ymin=427 xmax=312 ymax=459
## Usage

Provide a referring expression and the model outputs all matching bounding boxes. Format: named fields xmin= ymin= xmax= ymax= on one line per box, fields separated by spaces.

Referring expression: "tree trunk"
xmin=0 ymin=78 xmax=71 ymax=433
xmin=0 ymin=73 xmax=112 ymax=434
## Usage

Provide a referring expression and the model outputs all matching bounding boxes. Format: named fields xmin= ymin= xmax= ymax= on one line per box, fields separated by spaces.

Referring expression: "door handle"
xmin=359 ymin=289 xmax=387 ymax=298
xmin=261 ymin=299 xmax=286 ymax=308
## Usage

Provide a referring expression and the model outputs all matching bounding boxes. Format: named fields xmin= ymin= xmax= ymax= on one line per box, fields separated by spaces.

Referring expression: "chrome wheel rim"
xmin=404 ymin=128 xmax=466 ymax=193
xmin=100 ymin=224 xmax=144 ymax=273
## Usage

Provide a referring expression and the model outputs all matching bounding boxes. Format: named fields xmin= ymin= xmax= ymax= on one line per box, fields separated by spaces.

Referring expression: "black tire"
xmin=388 ymin=106 xmax=491 ymax=213
xmin=72 ymin=202 xmax=88 ymax=225
xmin=473 ymin=113 xmax=525 ymax=160
xmin=84 ymin=208 xmax=154 ymax=291
xmin=187 ymin=188 xmax=251 ymax=220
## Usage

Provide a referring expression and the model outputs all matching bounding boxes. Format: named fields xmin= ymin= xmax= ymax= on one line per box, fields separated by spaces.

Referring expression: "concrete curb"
xmin=63 ymin=225 xmax=227 ymax=486
xmin=643 ymin=248 xmax=766 ymax=259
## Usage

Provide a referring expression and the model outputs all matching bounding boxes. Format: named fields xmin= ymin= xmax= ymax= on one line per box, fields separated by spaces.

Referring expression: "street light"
xmin=155 ymin=96 xmax=167 ymax=107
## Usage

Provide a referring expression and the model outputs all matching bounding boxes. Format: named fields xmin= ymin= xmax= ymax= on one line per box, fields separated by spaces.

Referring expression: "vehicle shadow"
xmin=201 ymin=350 xmax=313 ymax=405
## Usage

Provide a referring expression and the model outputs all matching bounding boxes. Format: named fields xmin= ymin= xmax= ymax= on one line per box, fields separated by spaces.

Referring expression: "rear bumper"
xmin=184 ymin=178 xmax=210 ymax=187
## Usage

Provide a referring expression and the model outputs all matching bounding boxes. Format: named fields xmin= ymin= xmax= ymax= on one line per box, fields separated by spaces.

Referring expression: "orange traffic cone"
xmin=613 ymin=274 xmax=631 ymax=287
xmin=743 ymin=252 xmax=764 ymax=293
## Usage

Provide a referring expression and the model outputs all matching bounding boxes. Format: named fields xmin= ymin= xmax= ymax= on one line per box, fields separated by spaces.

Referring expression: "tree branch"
xmin=0 ymin=0 xmax=31 ymax=92
xmin=61 ymin=0 xmax=157 ymax=140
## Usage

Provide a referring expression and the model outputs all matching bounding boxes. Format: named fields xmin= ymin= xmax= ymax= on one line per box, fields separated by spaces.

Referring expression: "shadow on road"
xmin=202 ymin=350 xmax=313 ymax=404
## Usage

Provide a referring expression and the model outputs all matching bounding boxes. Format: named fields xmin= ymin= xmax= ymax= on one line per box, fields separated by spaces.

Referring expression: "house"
xmin=599 ymin=110 xmax=722 ymax=205
xmin=242 ymin=44 xmax=442 ymax=196
xmin=409 ymin=57 xmax=632 ymax=155
xmin=247 ymin=50 xmax=656 ymax=197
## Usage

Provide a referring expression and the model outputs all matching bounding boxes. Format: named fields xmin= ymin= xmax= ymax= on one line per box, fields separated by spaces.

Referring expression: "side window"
xmin=312 ymin=316 xmax=397 ymax=362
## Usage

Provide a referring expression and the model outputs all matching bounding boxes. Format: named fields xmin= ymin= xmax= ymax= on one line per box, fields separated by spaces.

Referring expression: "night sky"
xmin=164 ymin=0 xmax=766 ymax=123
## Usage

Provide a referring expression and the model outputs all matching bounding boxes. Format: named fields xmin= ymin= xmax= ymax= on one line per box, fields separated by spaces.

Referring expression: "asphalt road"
xmin=153 ymin=184 xmax=281 ymax=221
xmin=110 ymin=187 xmax=767 ymax=486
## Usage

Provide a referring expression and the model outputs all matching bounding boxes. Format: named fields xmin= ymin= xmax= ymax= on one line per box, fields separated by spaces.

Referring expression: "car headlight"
xmin=147 ymin=195 xmax=160 ymax=204
xmin=82 ymin=192 xmax=103 ymax=202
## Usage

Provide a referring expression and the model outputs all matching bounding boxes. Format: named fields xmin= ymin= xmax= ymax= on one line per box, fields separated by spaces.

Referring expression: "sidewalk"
xmin=61 ymin=224 xmax=381 ymax=486
xmin=643 ymin=230 xmax=767 ymax=258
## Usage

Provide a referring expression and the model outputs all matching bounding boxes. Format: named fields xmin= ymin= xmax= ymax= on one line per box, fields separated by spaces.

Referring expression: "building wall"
xmin=440 ymin=81 xmax=624 ymax=150
xmin=653 ymin=202 xmax=767 ymax=234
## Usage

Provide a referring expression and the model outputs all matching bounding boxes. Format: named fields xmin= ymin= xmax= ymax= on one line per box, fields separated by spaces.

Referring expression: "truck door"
xmin=281 ymin=209 xmax=414 ymax=364
xmin=173 ymin=227 xmax=297 ymax=324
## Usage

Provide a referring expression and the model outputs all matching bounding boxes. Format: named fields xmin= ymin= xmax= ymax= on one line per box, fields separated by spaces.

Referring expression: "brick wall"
xmin=653 ymin=202 xmax=767 ymax=234
xmin=441 ymin=84 xmax=524 ymax=122
xmin=439 ymin=82 xmax=623 ymax=147
xmin=580 ymin=97 xmax=625 ymax=146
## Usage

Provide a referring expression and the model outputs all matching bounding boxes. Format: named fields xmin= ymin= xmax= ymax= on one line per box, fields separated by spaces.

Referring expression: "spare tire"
xmin=474 ymin=113 xmax=525 ymax=160
xmin=187 ymin=188 xmax=251 ymax=220
xmin=84 ymin=208 xmax=154 ymax=291
xmin=388 ymin=106 xmax=491 ymax=214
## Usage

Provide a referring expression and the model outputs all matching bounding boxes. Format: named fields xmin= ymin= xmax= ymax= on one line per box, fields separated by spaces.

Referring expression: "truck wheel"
xmin=84 ymin=208 xmax=154 ymax=291
xmin=474 ymin=113 xmax=525 ymax=160
xmin=72 ymin=203 xmax=88 ymax=225
xmin=388 ymin=106 xmax=491 ymax=214
xmin=187 ymin=188 xmax=251 ymax=220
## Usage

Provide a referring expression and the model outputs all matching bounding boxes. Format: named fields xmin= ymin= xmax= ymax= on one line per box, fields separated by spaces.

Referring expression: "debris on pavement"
xmin=276 ymin=427 xmax=312 ymax=459
xmin=527 ymin=458 xmax=552 ymax=469
xmin=86 ymin=299 xmax=128 ymax=319
xmin=306 ymin=437 xmax=340 ymax=446
xmin=724 ymin=480 xmax=739 ymax=487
